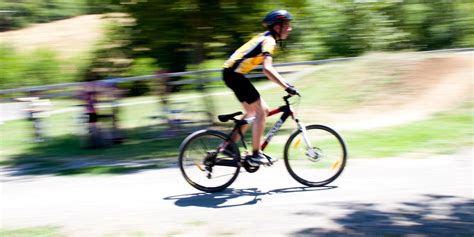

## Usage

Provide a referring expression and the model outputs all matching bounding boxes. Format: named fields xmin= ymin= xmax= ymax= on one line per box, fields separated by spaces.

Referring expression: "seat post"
xmin=227 ymin=120 xmax=249 ymax=152
xmin=236 ymin=124 xmax=249 ymax=151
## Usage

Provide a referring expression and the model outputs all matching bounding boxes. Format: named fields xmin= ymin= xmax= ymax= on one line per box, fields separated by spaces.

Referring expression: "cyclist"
xmin=222 ymin=9 xmax=299 ymax=166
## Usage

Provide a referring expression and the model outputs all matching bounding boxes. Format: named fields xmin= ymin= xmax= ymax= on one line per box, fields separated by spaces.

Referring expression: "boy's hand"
xmin=285 ymin=86 xmax=299 ymax=96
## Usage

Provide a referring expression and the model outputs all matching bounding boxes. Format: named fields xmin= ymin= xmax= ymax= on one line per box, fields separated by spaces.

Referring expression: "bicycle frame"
xmin=261 ymin=100 xmax=294 ymax=151
xmin=227 ymin=95 xmax=314 ymax=156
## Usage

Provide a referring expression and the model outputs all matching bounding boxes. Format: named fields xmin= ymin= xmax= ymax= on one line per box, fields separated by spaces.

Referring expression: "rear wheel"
xmin=178 ymin=130 xmax=240 ymax=192
xmin=284 ymin=124 xmax=347 ymax=187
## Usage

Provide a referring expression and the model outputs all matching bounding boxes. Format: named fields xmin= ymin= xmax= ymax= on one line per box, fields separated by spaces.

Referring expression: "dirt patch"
xmin=384 ymin=56 xmax=469 ymax=104
xmin=297 ymin=53 xmax=473 ymax=130
xmin=0 ymin=14 xmax=106 ymax=59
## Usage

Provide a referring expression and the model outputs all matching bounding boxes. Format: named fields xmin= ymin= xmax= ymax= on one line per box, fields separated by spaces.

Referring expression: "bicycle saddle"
xmin=218 ymin=111 xmax=243 ymax=122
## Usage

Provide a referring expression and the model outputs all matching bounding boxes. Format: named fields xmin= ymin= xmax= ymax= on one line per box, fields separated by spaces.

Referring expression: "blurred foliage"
xmin=0 ymin=44 xmax=79 ymax=90
xmin=123 ymin=58 xmax=157 ymax=96
xmin=111 ymin=0 xmax=306 ymax=72
xmin=291 ymin=0 xmax=474 ymax=59
xmin=0 ymin=0 xmax=119 ymax=31
xmin=0 ymin=0 xmax=473 ymax=91
xmin=101 ymin=0 xmax=473 ymax=73
xmin=81 ymin=14 xmax=134 ymax=81
xmin=80 ymin=14 xmax=156 ymax=95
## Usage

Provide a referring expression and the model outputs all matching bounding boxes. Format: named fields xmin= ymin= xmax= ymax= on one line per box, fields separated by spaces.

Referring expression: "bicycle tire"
xmin=284 ymin=124 xmax=347 ymax=187
xmin=178 ymin=129 xmax=241 ymax=192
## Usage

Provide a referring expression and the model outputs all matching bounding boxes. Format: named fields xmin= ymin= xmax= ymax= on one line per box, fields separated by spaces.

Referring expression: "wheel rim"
xmin=181 ymin=133 xmax=239 ymax=191
xmin=286 ymin=126 xmax=346 ymax=186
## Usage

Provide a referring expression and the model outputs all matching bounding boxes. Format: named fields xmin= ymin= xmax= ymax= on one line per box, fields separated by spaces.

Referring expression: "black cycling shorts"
xmin=223 ymin=68 xmax=260 ymax=104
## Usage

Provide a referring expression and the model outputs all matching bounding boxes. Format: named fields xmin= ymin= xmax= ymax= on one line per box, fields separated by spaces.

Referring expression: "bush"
xmin=0 ymin=45 xmax=77 ymax=90
xmin=0 ymin=0 xmax=120 ymax=31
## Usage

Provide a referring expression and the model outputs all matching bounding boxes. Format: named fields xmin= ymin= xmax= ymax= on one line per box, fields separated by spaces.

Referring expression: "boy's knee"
xmin=256 ymin=106 xmax=268 ymax=117
xmin=260 ymin=104 xmax=269 ymax=114
xmin=246 ymin=112 xmax=256 ymax=118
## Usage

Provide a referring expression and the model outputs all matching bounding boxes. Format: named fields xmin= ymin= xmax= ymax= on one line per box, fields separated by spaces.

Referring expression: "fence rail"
xmin=0 ymin=57 xmax=353 ymax=95
xmin=1 ymin=48 xmax=472 ymax=95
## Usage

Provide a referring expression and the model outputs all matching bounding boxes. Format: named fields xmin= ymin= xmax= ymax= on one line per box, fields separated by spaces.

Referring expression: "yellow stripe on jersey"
xmin=223 ymin=31 xmax=276 ymax=75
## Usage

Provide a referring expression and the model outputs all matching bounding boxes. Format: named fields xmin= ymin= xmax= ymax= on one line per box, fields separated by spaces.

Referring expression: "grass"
xmin=344 ymin=105 xmax=473 ymax=158
xmin=1 ymin=52 xmax=472 ymax=175
xmin=263 ymin=103 xmax=473 ymax=159
xmin=0 ymin=226 xmax=64 ymax=237
xmin=0 ymin=227 xmax=151 ymax=237
xmin=2 ymin=102 xmax=469 ymax=176
xmin=0 ymin=127 xmax=184 ymax=175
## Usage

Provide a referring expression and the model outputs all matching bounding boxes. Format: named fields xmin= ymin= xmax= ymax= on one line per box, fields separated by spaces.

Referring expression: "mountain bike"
xmin=178 ymin=94 xmax=347 ymax=192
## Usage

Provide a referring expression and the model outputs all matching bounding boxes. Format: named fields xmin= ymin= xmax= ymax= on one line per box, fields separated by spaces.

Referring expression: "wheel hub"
xmin=306 ymin=147 xmax=321 ymax=161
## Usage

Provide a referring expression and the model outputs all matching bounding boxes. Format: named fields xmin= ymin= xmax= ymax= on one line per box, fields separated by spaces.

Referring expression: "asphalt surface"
xmin=1 ymin=149 xmax=473 ymax=236
xmin=0 ymin=102 xmax=28 ymax=123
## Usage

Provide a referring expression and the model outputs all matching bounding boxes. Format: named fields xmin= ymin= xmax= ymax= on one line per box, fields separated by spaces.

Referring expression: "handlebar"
xmin=283 ymin=92 xmax=300 ymax=105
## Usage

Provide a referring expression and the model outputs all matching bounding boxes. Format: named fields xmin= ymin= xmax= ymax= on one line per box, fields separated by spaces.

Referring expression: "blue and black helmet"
xmin=262 ymin=10 xmax=293 ymax=27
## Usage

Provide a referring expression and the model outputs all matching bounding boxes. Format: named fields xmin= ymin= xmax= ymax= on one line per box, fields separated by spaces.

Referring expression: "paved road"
xmin=0 ymin=102 xmax=28 ymax=123
xmin=2 ymin=149 xmax=473 ymax=236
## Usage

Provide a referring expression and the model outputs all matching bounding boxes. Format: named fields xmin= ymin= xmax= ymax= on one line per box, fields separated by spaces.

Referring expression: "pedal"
xmin=262 ymin=153 xmax=278 ymax=166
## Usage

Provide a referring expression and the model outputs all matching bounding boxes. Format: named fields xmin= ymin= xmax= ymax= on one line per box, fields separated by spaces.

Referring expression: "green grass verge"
xmin=0 ymin=226 xmax=63 ymax=237
xmin=345 ymin=106 xmax=473 ymax=158
xmin=263 ymin=103 xmax=473 ymax=159
xmin=2 ymin=102 xmax=469 ymax=176
xmin=0 ymin=227 xmax=150 ymax=237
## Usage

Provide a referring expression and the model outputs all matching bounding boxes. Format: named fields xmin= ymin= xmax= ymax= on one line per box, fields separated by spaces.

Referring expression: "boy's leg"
xmin=228 ymin=98 xmax=268 ymax=154
xmin=249 ymin=98 xmax=269 ymax=153
xmin=230 ymin=102 xmax=255 ymax=142
xmin=243 ymin=97 xmax=275 ymax=166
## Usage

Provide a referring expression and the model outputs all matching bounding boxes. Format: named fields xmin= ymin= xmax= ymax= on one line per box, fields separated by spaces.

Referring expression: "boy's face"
xmin=275 ymin=21 xmax=292 ymax=39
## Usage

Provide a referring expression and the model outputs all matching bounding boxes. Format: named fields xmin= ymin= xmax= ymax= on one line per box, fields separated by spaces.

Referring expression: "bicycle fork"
xmin=296 ymin=120 xmax=319 ymax=160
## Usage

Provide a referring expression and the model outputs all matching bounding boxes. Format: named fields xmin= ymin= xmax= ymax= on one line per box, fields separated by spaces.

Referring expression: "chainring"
xmin=243 ymin=160 xmax=260 ymax=173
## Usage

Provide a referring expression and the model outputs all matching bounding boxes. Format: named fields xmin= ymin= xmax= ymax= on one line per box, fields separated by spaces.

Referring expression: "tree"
xmin=114 ymin=0 xmax=306 ymax=72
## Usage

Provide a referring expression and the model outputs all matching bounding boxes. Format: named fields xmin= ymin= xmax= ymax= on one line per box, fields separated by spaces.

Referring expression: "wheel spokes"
xmin=285 ymin=125 xmax=346 ymax=186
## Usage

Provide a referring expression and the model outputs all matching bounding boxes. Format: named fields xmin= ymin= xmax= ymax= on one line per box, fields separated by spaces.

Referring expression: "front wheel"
xmin=284 ymin=124 xmax=347 ymax=187
xmin=178 ymin=130 xmax=241 ymax=192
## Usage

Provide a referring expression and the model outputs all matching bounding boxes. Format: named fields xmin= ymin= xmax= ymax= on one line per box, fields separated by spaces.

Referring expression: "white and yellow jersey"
xmin=223 ymin=31 xmax=276 ymax=74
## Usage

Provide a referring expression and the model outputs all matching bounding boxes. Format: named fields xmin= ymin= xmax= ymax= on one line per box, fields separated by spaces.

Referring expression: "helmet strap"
xmin=269 ymin=23 xmax=284 ymax=40
xmin=268 ymin=23 xmax=286 ymax=49
xmin=268 ymin=26 xmax=279 ymax=41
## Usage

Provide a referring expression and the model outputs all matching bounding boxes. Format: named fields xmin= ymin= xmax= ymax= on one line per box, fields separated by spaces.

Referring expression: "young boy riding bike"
xmin=223 ymin=10 xmax=299 ymax=166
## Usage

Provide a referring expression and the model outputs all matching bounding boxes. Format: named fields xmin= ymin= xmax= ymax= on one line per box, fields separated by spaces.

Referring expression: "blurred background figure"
xmin=77 ymin=81 xmax=103 ymax=148
xmin=76 ymin=80 xmax=124 ymax=148
xmin=14 ymin=91 xmax=52 ymax=143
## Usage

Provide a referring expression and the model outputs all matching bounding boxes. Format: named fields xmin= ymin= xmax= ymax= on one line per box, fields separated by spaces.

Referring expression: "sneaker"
xmin=246 ymin=152 xmax=277 ymax=166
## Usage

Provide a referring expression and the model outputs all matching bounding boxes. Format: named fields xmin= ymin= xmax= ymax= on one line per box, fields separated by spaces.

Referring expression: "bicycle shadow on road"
xmin=164 ymin=186 xmax=336 ymax=209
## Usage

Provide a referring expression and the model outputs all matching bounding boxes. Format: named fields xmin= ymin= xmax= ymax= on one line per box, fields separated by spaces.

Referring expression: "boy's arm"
xmin=262 ymin=55 xmax=291 ymax=89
